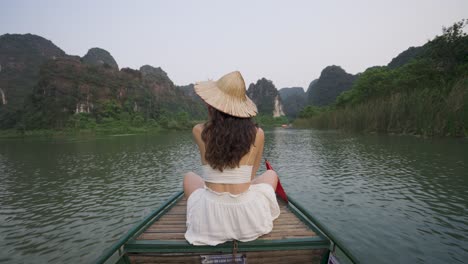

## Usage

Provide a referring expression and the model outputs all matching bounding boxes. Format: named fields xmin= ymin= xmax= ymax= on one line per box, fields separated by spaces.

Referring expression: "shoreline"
xmin=292 ymin=120 xmax=468 ymax=139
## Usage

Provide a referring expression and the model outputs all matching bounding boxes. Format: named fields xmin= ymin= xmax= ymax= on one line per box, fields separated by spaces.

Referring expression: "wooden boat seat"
xmin=136 ymin=198 xmax=317 ymax=241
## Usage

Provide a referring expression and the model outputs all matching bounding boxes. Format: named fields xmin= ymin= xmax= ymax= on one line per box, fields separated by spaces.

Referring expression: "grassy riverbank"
xmin=0 ymin=116 xmax=199 ymax=138
xmin=0 ymin=115 xmax=290 ymax=138
xmin=295 ymin=77 xmax=468 ymax=137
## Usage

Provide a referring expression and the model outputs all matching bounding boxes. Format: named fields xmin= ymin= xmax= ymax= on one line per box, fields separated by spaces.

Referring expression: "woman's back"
xmin=192 ymin=123 xmax=265 ymax=195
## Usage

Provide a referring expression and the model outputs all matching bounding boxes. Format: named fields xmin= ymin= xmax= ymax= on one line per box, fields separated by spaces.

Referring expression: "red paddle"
xmin=265 ymin=159 xmax=288 ymax=203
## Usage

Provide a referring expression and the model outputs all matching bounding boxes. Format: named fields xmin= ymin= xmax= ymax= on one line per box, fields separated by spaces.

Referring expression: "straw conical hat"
xmin=194 ymin=71 xmax=257 ymax=118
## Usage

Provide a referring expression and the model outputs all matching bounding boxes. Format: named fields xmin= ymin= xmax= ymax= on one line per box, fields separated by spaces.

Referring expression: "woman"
xmin=183 ymin=71 xmax=280 ymax=246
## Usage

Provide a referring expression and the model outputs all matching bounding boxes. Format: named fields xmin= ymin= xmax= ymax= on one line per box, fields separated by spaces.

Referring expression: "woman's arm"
xmin=251 ymin=128 xmax=265 ymax=179
xmin=192 ymin=123 xmax=206 ymax=164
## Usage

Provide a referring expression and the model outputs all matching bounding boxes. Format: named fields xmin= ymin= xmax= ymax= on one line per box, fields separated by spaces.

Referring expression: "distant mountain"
xmin=387 ymin=46 xmax=425 ymax=69
xmin=247 ymin=78 xmax=285 ymax=117
xmin=140 ymin=65 xmax=174 ymax=92
xmin=138 ymin=65 xmax=205 ymax=116
xmin=0 ymin=34 xmax=66 ymax=127
xmin=279 ymin=87 xmax=304 ymax=100
xmin=278 ymin=87 xmax=307 ymax=117
xmin=82 ymin=47 xmax=119 ymax=70
xmin=305 ymin=79 xmax=318 ymax=93
xmin=307 ymin=66 xmax=356 ymax=106
xmin=177 ymin=83 xmax=204 ymax=104
xmin=177 ymin=83 xmax=196 ymax=97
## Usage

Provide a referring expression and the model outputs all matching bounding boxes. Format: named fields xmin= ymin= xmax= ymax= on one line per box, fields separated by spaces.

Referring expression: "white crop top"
xmin=202 ymin=164 xmax=253 ymax=184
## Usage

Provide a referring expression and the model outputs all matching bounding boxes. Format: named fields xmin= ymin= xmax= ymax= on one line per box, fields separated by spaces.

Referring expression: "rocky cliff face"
xmin=22 ymin=58 xmax=205 ymax=128
xmin=138 ymin=65 xmax=206 ymax=116
xmin=140 ymin=65 xmax=175 ymax=92
xmin=247 ymin=78 xmax=284 ymax=117
xmin=0 ymin=34 xmax=66 ymax=112
xmin=272 ymin=95 xmax=284 ymax=117
xmin=307 ymin=66 xmax=356 ymax=106
xmin=177 ymin=83 xmax=204 ymax=104
xmin=82 ymin=47 xmax=119 ymax=70
xmin=279 ymin=87 xmax=307 ymax=117
xmin=23 ymin=56 xmax=137 ymax=127
xmin=0 ymin=88 xmax=6 ymax=105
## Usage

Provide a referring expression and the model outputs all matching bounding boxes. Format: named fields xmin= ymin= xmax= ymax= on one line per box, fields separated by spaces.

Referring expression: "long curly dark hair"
xmin=202 ymin=106 xmax=257 ymax=171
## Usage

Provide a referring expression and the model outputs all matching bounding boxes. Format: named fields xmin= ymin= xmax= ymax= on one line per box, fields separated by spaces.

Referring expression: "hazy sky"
xmin=1 ymin=0 xmax=467 ymax=89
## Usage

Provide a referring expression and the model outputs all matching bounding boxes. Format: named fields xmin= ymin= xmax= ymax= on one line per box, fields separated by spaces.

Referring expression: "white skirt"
xmin=185 ymin=183 xmax=280 ymax=246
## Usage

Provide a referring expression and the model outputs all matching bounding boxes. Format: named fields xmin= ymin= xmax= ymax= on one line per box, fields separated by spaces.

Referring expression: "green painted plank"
xmin=125 ymin=237 xmax=329 ymax=253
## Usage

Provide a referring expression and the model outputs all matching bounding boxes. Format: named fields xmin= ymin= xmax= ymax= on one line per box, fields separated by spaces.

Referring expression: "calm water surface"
xmin=0 ymin=129 xmax=467 ymax=263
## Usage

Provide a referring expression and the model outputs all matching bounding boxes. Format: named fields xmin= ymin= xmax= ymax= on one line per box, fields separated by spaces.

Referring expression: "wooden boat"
xmin=95 ymin=190 xmax=358 ymax=264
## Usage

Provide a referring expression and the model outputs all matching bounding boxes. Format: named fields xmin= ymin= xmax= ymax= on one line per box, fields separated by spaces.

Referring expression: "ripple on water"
xmin=1 ymin=131 xmax=468 ymax=263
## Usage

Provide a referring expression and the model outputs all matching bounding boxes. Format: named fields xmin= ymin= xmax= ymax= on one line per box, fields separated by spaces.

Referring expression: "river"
xmin=0 ymin=129 xmax=467 ymax=263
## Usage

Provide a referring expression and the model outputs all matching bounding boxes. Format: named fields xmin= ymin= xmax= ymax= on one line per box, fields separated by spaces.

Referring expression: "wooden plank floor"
xmin=137 ymin=198 xmax=317 ymax=241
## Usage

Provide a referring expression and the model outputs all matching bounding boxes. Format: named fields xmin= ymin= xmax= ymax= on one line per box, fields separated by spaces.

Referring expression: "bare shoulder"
xmin=192 ymin=123 xmax=204 ymax=135
xmin=256 ymin=127 xmax=264 ymax=136
xmin=256 ymin=127 xmax=265 ymax=141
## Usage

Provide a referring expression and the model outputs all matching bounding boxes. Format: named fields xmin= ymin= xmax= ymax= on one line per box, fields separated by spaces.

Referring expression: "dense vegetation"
xmin=296 ymin=20 xmax=468 ymax=137
xmin=19 ymin=59 xmax=206 ymax=133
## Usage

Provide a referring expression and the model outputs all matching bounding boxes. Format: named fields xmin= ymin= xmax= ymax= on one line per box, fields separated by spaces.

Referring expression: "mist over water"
xmin=0 ymin=130 xmax=467 ymax=263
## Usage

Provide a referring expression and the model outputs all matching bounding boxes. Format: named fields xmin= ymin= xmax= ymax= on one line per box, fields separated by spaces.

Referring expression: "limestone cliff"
xmin=279 ymin=87 xmax=307 ymax=117
xmin=247 ymin=78 xmax=284 ymax=117
xmin=22 ymin=58 xmax=205 ymax=128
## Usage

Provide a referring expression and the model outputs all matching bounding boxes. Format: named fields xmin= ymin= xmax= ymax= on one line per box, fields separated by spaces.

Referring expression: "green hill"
xmin=0 ymin=34 xmax=205 ymax=132
xmin=82 ymin=47 xmax=119 ymax=70
xmin=297 ymin=20 xmax=468 ymax=137
xmin=307 ymin=66 xmax=356 ymax=106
